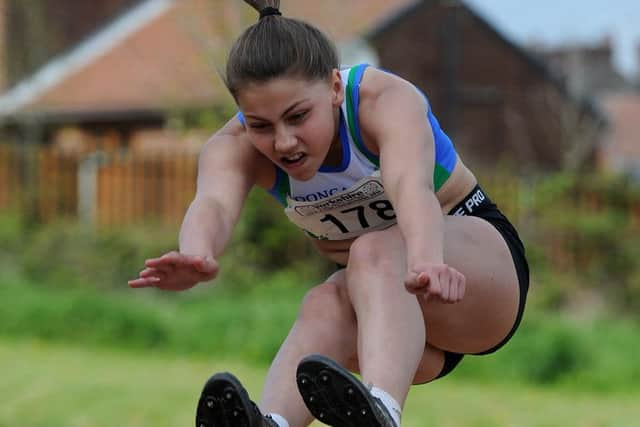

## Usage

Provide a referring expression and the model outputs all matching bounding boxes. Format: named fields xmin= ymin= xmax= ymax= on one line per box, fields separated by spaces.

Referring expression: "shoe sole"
xmin=296 ymin=354 xmax=393 ymax=427
xmin=195 ymin=372 xmax=262 ymax=427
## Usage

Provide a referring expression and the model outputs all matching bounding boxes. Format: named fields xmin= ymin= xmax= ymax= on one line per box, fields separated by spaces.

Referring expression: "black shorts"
xmin=435 ymin=184 xmax=530 ymax=379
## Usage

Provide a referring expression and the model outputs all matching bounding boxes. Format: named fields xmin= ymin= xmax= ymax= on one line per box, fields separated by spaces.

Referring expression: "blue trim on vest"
xmin=236 ymin=111 xmax=245 ymax=127
xmin=268 ymin=167 xmax=287 ymax=205
xmin=318 ymin=110 xmax=351 ymax=173
xmin=427 ymin=106 xmax=457 ymax=174
xmin=351 ymin=65 xmax=458 ymax=176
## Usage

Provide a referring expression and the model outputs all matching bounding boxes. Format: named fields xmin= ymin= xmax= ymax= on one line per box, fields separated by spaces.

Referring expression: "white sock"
xmin=370 ymin=386 xmax=402 ymax=426
xmin=266 ymin=413 xmax=290 ymax=427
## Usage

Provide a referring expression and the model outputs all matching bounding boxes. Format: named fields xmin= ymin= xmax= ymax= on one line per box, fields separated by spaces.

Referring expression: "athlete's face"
xmin=236 ymin=71 xmax=344 ymax=181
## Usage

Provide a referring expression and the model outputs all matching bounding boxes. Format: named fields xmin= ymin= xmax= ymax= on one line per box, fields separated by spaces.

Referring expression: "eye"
xmin=248 ymin=122 xmax=272 ymax=132
xmin=288 ymin=110 xmax=308 ymax=123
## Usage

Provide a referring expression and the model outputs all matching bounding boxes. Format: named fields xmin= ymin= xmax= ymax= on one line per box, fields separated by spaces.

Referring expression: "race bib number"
xmin=285 ymin=175 xmax=397 ymax=240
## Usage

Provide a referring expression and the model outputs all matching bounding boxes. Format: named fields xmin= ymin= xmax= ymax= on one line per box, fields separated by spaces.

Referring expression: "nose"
xmin=274 ymin=126 xmax=297 ymax=153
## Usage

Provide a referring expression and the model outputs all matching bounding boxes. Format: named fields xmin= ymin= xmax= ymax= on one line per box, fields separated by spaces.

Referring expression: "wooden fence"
xmin=0 ymin=141 xmax=638 ymax=236
xmin=0 ymin=143 xmax=198 ymax=226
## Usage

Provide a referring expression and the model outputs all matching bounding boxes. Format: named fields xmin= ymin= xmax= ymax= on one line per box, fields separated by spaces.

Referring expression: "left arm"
xmin=359 ymin=69 xmax=464 ymax=302
xmin=359 ymin=70 xmax=441 ymax=266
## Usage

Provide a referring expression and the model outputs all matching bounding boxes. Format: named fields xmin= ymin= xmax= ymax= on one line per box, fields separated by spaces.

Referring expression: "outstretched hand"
xmin=404 ymin=263 xmax=466 ymax=304
xmin=128 ymin=251 xmax=219 ymax=291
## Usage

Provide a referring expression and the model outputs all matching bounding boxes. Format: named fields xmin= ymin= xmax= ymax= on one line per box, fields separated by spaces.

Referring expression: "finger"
xmin=407 ymin=271 xmax=430 ymax=294
xmin=145 ymin=251 xmax=180 ymax=268
xmin=425 ymin=273 xmax=442 ymax=299
xmin=439 ymin=271 xmax=452 ymax=302
xmin=139 ymin=267 xmax=163 ymax=278
xmin=144 ymin=256 xmax=168 ymax=267
xmin=146 ymin=259 xmax=180 ymax=276
xmin=128 ymin=277 xmax=160 ymax=288
xmin=404 ymin=272 xmax=420 ymax=293
xmin=417 ymin=272 xmax=430 ymax=288
xmin=145 ymin=258 xmax=174 ymax=270
xmin=449 ymin=275 xmax=460 ymax=302
xmin=457 ymin=273 xmax=467 ymax=302
xmin=451 ymin=274 xmax=460 ymax=302
xmin=454 ymin=280 xmax=463 ymax=303
xmin=451 ymin=273 xmax=463 ymax=302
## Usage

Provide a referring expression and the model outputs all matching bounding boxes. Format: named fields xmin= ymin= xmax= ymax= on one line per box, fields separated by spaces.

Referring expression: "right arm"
xmin=129 ymin=118 xmax=261 ymax=290
xmin=179 ymin=121 xmax=258 ymax=258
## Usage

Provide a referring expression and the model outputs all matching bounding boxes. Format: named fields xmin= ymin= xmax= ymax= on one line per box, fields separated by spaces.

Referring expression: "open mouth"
xmin=282 ymin=153 xmax=306 ymax=166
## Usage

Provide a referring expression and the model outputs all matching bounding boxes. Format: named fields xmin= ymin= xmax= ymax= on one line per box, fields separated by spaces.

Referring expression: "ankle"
xmin=266 ymin=413 xmax=290 ymax=427
xmin=369 ymin=386 xmax=402 ymax=426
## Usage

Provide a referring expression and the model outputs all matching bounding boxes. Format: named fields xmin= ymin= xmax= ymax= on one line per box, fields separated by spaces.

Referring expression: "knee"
xmin=295 ymin=282 xmax=358 ymax=362
xmin=347 ymin=231 xmax=392 ymax=271
xmin=297 ymin=282 xmax=355 ymax=327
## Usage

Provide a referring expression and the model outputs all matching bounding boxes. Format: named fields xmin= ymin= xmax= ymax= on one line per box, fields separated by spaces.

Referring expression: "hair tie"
xmin=259 ymin=7 xmax=282 ymax=19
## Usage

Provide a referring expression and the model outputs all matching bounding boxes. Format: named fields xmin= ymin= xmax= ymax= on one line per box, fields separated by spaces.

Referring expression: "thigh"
xmin=343 ymin=216 xmax=521 ymax=355
xmin=333 ymin=215 xmax=521 ymax=371
xmin=420 ymin=215 xmax=521 ymax=354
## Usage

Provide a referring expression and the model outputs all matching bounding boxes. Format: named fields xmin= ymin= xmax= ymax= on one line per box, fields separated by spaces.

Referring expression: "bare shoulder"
xmin=200 ymin=117 xmax=255 ymax=167
xmin=198 ymin=116 xmax=274 ymax=190
xmin=358 ymin=67 xmax=422 ymax=111
xmin=356 ymin=67 xmax=429 ymax=148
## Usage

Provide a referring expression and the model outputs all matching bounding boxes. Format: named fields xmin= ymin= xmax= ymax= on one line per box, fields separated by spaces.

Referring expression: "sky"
xmin=465 ymin=0 xmax=640 ymax=78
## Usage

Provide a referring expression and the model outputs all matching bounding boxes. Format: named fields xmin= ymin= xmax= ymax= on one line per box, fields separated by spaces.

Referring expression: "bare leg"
xmin=259 ymin=272 xmax=357 ymax=427
xmin=260 ymin=215 xmax=522 ymax=424
xmin=342 ymin=215 xmax=521 ymax=400
xmin=419 ymin=216 xmax=520 ymax=354
xmin=345 ymin=231 xmax=425 ymax=406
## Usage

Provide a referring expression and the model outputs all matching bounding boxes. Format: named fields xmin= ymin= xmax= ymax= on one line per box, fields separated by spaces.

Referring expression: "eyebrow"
xmin=244 ymin=100 xmax=308 ymax=121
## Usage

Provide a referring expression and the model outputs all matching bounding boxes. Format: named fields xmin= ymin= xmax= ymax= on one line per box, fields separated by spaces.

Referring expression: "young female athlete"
xmin=128 ymin=1 xmax=529 ymax=426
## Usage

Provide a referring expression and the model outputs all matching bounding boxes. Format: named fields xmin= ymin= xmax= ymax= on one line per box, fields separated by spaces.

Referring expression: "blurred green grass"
xmin=0 ymin=272 xmax=304 ymax=365
xmin=1 ymin=170 xmax=639 ymax=427
xmin=2 ymin=277 xmax=640 ymax=392
xmin=1 ymin=338 xmax=639 ymax=427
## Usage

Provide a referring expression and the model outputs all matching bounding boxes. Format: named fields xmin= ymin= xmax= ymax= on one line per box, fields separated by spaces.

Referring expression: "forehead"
xmin=236 ymin=76 xmax=330 ymax=110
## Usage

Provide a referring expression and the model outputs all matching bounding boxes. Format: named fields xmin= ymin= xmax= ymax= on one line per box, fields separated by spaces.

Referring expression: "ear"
xmin=330 ymin=69 xmax=344 ymax=107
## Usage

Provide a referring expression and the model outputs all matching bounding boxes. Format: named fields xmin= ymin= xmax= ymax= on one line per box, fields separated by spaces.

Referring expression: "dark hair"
xmin=225 ymin=0 xmax=340 ymax=98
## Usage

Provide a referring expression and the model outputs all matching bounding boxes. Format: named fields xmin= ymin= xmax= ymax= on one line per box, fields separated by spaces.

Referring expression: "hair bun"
xmin=259 ymin=6 xmax=282 ymax=19
xmin=243 ymin=0 xmax=281 ymax=14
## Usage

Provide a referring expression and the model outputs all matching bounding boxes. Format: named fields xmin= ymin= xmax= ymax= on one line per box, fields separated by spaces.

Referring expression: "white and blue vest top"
xmin=238 ymin=64 xmax=458 ymax=240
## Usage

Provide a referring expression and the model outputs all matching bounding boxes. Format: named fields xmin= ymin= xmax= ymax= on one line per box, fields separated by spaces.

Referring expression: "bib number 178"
xmin=319 ymin=200 xmax=396 ymax=234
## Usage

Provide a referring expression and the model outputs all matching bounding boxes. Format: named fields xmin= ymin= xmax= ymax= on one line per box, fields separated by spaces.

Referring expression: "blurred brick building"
xmin=0 ymin=0 xmax=608 ymax=173
xmin=0 ymin=0 xmax=416 ymax=151
xmin=1 ymin=0 xmax=141 ymax=90
xmin=533 ymin=36 xmax=640 ymax=178
xmin=367 ymin=0 xmax=606 ymax=172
